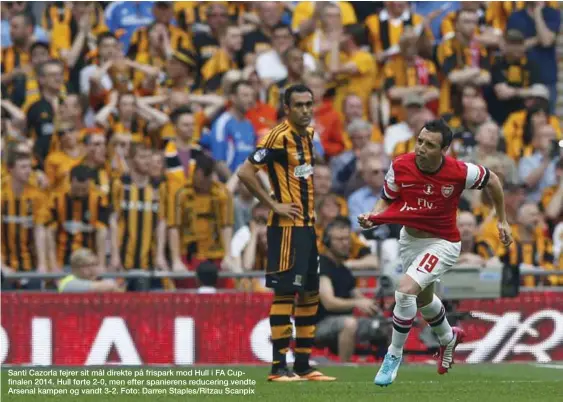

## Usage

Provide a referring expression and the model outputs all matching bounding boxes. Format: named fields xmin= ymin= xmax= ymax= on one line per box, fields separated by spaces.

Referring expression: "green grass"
xmin=2 ymin=363 xmax=562 ymax=402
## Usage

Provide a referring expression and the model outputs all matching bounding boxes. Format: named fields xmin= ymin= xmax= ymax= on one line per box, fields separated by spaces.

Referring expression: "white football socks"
xmin=388 ymin=291 xmax=418 ymax=357
xmin=419 ymin=294 xmax=454 ymax=345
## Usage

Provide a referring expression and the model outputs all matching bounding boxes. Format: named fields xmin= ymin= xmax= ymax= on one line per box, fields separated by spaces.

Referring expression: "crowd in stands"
xmin=1 ymin=1 xmax=562 ymax=292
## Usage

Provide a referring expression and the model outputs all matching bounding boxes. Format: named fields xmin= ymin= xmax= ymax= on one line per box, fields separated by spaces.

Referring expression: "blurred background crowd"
xmin=1 ymin=1 xmax=562 ymax=293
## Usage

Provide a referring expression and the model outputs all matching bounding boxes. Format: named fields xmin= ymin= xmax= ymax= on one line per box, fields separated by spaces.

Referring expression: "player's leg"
xmin=417 ymin=283 xmax=453 ymax=345
xmin=265 ymin=227 xmax=302 ymax=382
xmin=293 ymin=227 xmax=335 ymax=381
xmin=411 ymin=241 xmax=465 ymax=374
xmin=375 ymin=234 xmax=428 ymax=386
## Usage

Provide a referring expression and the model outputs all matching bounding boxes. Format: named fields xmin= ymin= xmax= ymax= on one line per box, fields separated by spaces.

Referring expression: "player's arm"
xmin=466 ymin=163 xmax=513 ymax=247
xmin=238 ymin=142 xmax=300 ymax=219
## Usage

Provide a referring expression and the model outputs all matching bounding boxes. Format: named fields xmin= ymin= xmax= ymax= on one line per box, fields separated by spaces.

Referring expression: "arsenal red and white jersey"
xmin=369 ymin=153 xmax=490 ymax=242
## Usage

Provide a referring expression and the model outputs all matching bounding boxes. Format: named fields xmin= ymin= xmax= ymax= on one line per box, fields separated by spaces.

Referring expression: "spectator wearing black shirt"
xmin=241 ymin=2 xmax=284 ymax=65
xmin=491 ymin=30 xmax=541 ymax=124
xmin=317 ymin=217 xmax=386 ymax=362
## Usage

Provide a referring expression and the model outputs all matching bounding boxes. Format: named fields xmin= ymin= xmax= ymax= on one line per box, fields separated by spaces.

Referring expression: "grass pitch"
xmin=2 ymin=363 xmax=562 ymax=402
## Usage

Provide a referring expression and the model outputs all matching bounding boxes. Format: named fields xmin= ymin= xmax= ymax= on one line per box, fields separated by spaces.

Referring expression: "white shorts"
xmin=398 ymin=227 xmax=461 ymax=290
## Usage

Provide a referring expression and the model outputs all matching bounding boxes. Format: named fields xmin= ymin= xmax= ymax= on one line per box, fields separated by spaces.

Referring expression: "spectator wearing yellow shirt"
xmin=499 ymin=203 xmax=556 ymax=287
xmin=44 ymin=122 xmax=85 ymax=194
xmin=292 ymin=1 xmax=357 ymax=40
xmin=299 ymin=3 xmax=343 ymax=62
xmin=241 ymin=2 xmax=284 ymax=64
xmin=1 ymin=13 xmax=34 ymax=101
xmin=326 ymin=24 xmax=377 ymax=119
xmin=3 ymin=40 xmax=52 ymax=109
xmin=50 ymin=2 xmax=108 ymax=91
xmin=201 ymin=23 xmax=242 ymax=93
xmin=441 ymin=2 xmax=501 ymax=48
xmin=383 ymin=26 xmax=439 ymax=124
xmin=365 ymin=2 xmax=431 ymax=65
xmin=436 ymin=9 xmax=491 ymax=115
xmin=502 ymin=85 xmax=561 ymax=161
xmin=127 ymin=2 xmax=192 ymax=60
xmin=24 ymin=60 xmax=67 ymax=165
xmin=541 ymin=158 xmax=563 ymax=224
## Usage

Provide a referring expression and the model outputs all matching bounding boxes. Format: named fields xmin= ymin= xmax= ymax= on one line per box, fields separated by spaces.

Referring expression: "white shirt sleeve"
xmin=383 ymin=163 xmax=400 ymax=200
xmin=464 ymin=162 xmax=490 ymax=190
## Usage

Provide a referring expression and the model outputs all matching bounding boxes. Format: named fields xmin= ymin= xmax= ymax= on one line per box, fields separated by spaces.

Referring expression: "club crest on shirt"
xmin=253 ymin=149 xmax=268 ymax=163
xmin=423 ymin=184 xmax=434 ymax=195
xmin=294 ymin=163 xmax=313 ymax=179
xmin=441 ymin=184 xmax=454 ymax=198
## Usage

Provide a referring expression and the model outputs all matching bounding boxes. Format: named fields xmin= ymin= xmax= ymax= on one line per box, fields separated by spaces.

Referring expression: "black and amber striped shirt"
xmin=437 ymin=37 xmax=490 ymax=114
xmin=1 ymin=176 xmax=46 ymax=271
xmin=499 ymin=228 xmax=556 ymax=287
xmin=42 ymin=2 xmax=106 ymax=31
xmin=127 ymin=23 xmax=193 ymax=60
xmin=365 ymin=10 xmax=429 ymax=56
xmin=248 ymin=121 xmax=316 ymax=227
xmin=383 ymin=56 xmax=439 ymax=122
xmin=40 ymin=187 xmax=110 ymax=267
xmin=200 ymin=49 xmax=239 ymax=93
xmin=172 ymin=182 xmax=234 ymax=260
xmin=111 ymin=175 xmax=166 ymax=270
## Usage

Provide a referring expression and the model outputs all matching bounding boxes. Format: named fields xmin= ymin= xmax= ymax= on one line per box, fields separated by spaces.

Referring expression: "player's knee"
xmin=396 ymin=275 xmax=421 ymax=295
xmin=341 ymin=317 xmax=358 ymax=334
xmin=394 ymin=291 xmax=418 ymax=308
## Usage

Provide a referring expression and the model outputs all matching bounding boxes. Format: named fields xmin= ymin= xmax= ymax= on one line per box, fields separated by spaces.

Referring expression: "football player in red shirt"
xmin=358 ymin=119 xmax=512 ymax=386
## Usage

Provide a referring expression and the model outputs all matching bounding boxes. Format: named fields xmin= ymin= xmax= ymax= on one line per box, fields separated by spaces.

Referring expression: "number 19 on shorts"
xmin=418 ymin=253 xmax=439 ymax=273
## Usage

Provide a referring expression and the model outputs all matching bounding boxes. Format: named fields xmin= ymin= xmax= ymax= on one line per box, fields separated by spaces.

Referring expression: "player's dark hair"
xmin=196 ymin=261 xmax=219 ymax=287
xmin=194 ymin=153 xmax=215 ymax=177
xmin=70 ymin=165 xmax=94 ymax=182
xmin=422 ymin=119 xmax=453 ymax=149
xmin=170 ymin=105 xmax=194 ymax=125
xmin=283 ymin=84 xmax=313 ymax=107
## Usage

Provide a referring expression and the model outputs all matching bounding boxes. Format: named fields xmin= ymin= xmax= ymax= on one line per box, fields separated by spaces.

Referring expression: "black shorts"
xmin=266 ymin=226 xmax=319 ymax=293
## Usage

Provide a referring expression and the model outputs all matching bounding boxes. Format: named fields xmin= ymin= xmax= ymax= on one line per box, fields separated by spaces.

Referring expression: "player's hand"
xmin=272 ymin=202 xmax=301 ymax=220
xmin=497 ymin=220 xmax=513 ymax=247
xmin=355 ymin=299 xmax=380 ymax=316
xmin=357 ymin=213 xmax=376 ymax=230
